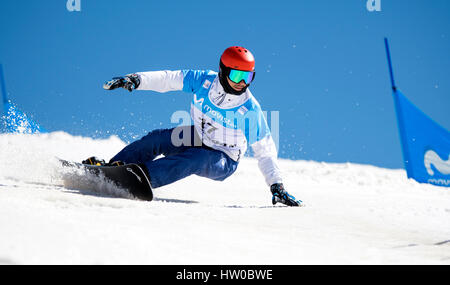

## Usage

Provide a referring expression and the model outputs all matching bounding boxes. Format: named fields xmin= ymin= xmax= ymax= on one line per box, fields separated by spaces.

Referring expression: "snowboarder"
xmin=86 ymin=46 xmax=302 ymax=206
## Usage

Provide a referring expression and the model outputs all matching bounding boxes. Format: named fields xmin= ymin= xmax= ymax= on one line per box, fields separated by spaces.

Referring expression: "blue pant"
xmin=109 ymin=126 xmax=239 ymax=188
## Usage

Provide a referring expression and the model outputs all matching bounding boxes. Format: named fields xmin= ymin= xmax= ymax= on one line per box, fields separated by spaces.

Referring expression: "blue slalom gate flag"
xmin=385 ymin=38 xmax=449 ymax=187
xmin=392 ymin=89 xmax=450 ymax=187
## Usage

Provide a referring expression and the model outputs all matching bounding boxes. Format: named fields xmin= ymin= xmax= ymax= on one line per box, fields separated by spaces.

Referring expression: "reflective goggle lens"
xmin=228 ymin=69 xmax=255 ymax=84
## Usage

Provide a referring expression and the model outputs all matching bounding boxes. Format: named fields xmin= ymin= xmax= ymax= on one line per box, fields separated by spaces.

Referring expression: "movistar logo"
xmin=193 ymin=94 xmax=237 ymax=129
xmin=203 ymin=104 xmax=237 ymax=129
xmin=193 ymin=94 xmax=204 ymax=105
xmin=424 ymin=150 xmax=450 ymax=176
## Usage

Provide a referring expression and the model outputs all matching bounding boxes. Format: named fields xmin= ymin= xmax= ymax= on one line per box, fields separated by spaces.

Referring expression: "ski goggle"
xmin=228 ymin=69 xmax=255 ymax=84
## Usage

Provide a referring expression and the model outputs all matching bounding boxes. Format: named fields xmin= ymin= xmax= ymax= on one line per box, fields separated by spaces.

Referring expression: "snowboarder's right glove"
xmin=103 ymin=74 xmax=140 ymax=92
xmin=270 ymin=183 xmax=303 ymax=207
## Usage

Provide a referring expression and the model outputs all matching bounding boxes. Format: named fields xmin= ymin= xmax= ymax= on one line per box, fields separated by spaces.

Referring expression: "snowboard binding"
xmin=82 ymin=156 xmax=124 ymax=167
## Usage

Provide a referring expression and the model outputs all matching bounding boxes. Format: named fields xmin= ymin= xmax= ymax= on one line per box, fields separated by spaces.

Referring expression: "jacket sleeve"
xmin=135 ymin=69 xmax=212 ymax=94
xmin=250 ymin=135 xmax=283 ymax=186
xmin=135 ymin=70 xmax=184 ymax=92
xmin=245 ymin=101 xmax=283 ymax=186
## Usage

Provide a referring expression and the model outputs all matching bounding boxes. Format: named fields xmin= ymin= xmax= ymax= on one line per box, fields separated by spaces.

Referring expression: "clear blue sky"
xmin=1 ymin=0 xmax=449 ymax=169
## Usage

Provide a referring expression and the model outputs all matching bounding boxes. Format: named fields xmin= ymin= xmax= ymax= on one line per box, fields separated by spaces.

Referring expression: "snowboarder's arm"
xmin=250 ymin=135 xmax=283 ymax=186
xmin=104 ymin=69 xmax=213 ymax=94
xmin=103 ymin=71 xmax=183 ymax=93
xmin=137 ymin=69 xmax=214 ymax=93
xmin=251 ymin=137 xmax=302 ymax=207
xmin=135 ymin=70 xmax=184 ymax=92
xmin=246 ymin=103 xmax=282 ymax=186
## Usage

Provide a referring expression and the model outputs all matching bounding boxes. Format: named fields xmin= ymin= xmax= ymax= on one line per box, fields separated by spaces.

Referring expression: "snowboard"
xmin=60 ymin=159 xmax=153 ymax=201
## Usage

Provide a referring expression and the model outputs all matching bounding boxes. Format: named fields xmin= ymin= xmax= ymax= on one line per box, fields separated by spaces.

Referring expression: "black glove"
xmin=270 ymin=183 xmax=303 ymax=207
xmin=103 ymin=74 xmax=140 ymax=92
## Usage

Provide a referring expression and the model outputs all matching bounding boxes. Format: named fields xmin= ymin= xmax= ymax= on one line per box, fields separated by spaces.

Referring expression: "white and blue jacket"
xmin=135 ymin=69 xmax=283 ymax=186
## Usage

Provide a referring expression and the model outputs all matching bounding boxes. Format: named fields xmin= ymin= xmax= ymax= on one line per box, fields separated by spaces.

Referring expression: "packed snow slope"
xmin=0 ymin=132 xmax=449 ymax=265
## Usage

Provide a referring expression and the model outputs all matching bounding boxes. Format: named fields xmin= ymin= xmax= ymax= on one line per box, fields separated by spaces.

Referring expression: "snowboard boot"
xmin=82 ymin=156 xmax=126 ymax=167
xmin=82 ymin=156 xmax=106 ymax=166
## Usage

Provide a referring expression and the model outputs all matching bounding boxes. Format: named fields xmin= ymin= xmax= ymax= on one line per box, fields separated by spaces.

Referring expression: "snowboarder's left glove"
xmin=270 ymin=183 xmax=303 ymax=207
xmin=103 ymin=74 xmax=140 ymax=92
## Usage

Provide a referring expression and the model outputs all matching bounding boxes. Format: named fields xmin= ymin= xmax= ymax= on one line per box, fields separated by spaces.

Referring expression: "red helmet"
xmin=220 ymin=46 xmax=255 ymax=71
